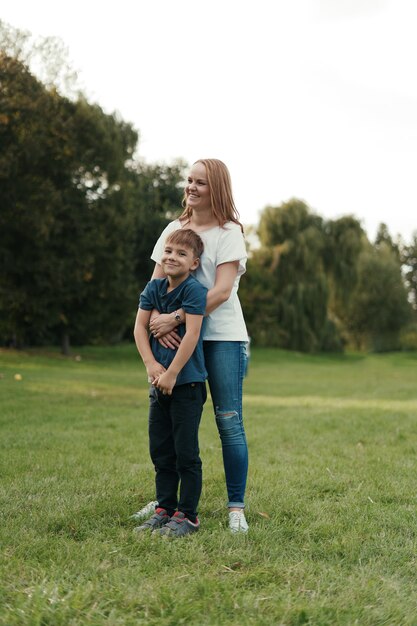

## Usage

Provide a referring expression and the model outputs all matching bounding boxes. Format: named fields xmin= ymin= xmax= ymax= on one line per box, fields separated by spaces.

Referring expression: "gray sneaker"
xmin=156 ymin=512 xmax=200 ymax=538
xmin=134 ymin=507 xmax=170 ymax=533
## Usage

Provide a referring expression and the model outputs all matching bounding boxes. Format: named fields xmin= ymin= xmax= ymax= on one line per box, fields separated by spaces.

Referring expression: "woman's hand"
xmin=149 ymin=312 xmax=176 ymax=334
xmin=149 ymin=312 xmax=182 ymax=349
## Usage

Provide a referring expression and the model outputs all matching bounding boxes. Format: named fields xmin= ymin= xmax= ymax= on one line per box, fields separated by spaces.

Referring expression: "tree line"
xmin=1 ymin=23 xmax=416 ymax=354
xmin=239 ymin=203 xmax=417 ymax=352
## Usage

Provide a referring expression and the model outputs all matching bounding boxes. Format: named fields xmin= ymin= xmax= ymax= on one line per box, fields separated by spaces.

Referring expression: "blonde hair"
xmin=180 ymin=159 xmax=243 ymax=231
xmin=165 ymin=228 xmax=204 ymax=259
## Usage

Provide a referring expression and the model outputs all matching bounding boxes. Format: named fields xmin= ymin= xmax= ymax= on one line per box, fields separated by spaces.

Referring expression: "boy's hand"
xmin=146 ymin=362 xmax=166 ymax=383
xmin=153 ymin=371 xmax=177 ymax=395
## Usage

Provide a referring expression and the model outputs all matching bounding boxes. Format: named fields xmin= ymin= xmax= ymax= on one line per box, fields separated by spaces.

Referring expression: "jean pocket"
xmin=149 ymin=386 xmax=159 ymax=404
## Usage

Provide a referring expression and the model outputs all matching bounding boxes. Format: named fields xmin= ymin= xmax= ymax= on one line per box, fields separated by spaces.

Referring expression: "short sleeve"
xmin=150 ymin=221 xmax=181 ymax=264
xmin=182 ymin=281 xmax=207 ymax=316
xmin=217 ymin=225 xmax=247 ymax=276
xmin=139 ymin=281 xmax=154 ymax=310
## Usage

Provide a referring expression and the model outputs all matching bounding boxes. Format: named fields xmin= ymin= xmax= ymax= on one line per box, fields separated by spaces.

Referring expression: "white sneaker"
xmin=229 ymin=510 xmax=249 ymax=533
xmin=131 ymin=501 xmax=158 ymax=520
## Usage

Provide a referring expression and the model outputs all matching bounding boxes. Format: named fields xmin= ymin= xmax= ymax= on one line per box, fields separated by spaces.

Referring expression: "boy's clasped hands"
xmin=146 ymin=361 xmax=177 ymax=395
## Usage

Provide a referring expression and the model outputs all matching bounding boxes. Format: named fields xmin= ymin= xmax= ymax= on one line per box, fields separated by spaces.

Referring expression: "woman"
xmin=148 ymin=158 xmax=249 ymax=533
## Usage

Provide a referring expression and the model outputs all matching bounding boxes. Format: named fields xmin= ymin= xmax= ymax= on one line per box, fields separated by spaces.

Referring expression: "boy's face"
xmin=161 ymin=242 xmax=199 ymax=280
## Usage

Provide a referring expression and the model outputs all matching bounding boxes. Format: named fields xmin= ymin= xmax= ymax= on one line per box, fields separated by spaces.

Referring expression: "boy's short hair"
xmin=165 ymin=229 xmax=204 ymax=259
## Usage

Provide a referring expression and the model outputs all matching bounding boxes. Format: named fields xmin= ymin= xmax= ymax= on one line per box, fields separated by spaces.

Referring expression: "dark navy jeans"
xmin=148 ymin=382 xmax=206 ymax=522
xmin=203 ymin=341 xmax=249 ymax=508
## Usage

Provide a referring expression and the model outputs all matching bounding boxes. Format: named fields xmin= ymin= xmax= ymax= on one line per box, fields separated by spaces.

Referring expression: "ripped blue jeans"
xmin=203 ymin=341 xmax=248 ymax=508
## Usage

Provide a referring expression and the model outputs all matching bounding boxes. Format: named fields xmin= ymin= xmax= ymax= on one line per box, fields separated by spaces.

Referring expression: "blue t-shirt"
xmin=139 ymin=275 xmax=208 ymax=386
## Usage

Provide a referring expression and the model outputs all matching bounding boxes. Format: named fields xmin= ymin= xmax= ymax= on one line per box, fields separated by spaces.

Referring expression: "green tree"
xmin=0 ymin=19 xmax=79 ymax=96
xmin=240 ymin=202 xmax=366 ymax=352
xmin=347 ymin=243 xmax=411 ymax=351
xmin=323 ymin=215 xmax=365 ymax=337
xmin=48 ymin=98 xmax=139 ymax=351
xmin=375 ymin=222 xmax=401 ymax=263
xmin=104 ymin=160 xmax=186 ymax=337
xmin=0 ymin=53 xmax=70 ymax=346
xmin=130 ymin=160 xmax=186 ymax=291
xmin=0 ymin=52 xmax=139 ymax=351
xmin=239 ymin=247 xmax=285 ymax=347
xmin=245 ymin=199 xmax=341 ymax=351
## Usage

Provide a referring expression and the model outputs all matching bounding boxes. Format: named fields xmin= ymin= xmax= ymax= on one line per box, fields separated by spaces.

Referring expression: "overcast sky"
xmin=2 ymin=0 xmax=417 ymax=241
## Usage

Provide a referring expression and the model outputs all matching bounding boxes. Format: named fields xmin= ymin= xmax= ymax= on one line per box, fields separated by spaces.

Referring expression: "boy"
xmin=133 ymin=229 xmax=207 ymax=538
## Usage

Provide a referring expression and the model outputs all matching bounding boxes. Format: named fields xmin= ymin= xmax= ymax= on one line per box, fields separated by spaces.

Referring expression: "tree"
xmin=0 ymin=52 xmax=139 ymax=351
xmin=323 ymin=215 xmax=365 ymax=337
xmin=101 ymin=160 xmax=186 ymax=339
xmin=375 ymin=222 xmax=401 ymax=263
xmin=47 ymin=98 xmax=139 ymax=351
xmin=347 ymin=243 xmax=411 ymax=351
xmin=243 ymin=199 xmax=342 ymax=351
xmin=129 ymin=160 xmax=186 ymax=291
xmin=0 ymin=53 xmax=71 ymax=346
xmin=240 ymin=201 xmax=367 ymax=352
xmin=0 ymin=19 xmax=79 ymax=96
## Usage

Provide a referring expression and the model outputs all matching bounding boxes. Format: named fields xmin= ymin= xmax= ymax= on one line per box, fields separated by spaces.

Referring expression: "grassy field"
xmin=1 ymin=345 xmax=417 ymax=625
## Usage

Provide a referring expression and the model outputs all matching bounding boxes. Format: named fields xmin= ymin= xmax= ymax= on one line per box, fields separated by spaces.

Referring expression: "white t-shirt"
xmin=151 ymin=220 xmax=249 ymax=341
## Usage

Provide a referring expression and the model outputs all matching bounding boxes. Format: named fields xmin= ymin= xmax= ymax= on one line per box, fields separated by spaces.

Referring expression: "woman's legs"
xmin=203 ymin=341 xmax=248 ymax=509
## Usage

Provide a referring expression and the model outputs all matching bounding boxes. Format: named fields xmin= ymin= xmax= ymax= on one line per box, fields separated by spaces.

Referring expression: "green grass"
xmin=1 ymin=345 xmax=417 ymax=625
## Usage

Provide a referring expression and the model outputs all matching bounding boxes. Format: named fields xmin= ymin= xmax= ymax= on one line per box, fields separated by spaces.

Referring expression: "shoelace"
xmin=230 ymin=512 xmax=242 ymax=525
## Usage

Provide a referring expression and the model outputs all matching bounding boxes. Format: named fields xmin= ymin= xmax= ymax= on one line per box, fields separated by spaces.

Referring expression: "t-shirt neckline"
xmin=178 ymin=219 xmax=220 ymax=234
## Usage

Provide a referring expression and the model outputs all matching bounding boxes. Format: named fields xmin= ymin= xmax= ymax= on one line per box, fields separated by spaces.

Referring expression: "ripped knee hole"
xmin=215 ymin=409 xmax=238 ymax=419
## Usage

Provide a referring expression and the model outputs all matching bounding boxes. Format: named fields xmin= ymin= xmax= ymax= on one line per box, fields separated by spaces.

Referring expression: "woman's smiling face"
xmin=185 ymin=162 xmax=212 ymax=212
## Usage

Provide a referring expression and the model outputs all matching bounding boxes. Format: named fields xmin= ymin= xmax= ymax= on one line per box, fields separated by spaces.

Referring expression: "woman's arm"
xmin=205 ymin=261 xmax=239 ymax=314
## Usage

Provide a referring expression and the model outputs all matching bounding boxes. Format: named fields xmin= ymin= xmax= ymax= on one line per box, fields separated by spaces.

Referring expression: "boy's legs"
xmin=171 ymin=382 xmax=206 ymax=523
xmin=149 ymin=386 xmax=178 ymax=516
